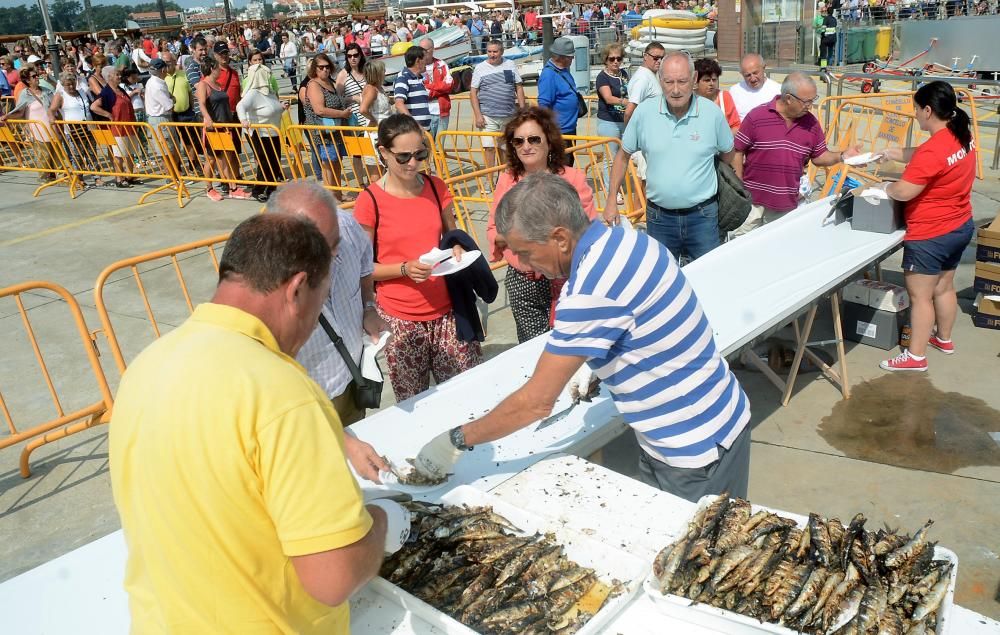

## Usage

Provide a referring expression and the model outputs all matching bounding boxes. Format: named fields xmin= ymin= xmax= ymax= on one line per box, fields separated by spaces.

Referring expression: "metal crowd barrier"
xmin=156 ymin=121 xmax=286 ymax=205
xmin=0 ymin=281 xmax=114 ymax=478
xmin=0 ymin=119 xmax=75 ymax=197
xmin=53 ymin=119 xmax=185 ymax=203
xmin=92 ymin=234 xmax=229 ymax=375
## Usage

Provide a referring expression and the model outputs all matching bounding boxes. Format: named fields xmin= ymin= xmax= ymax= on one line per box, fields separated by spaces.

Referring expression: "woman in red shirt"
xmin=486 ymin=106 xmax=598 ymax=343
xmin=878 ymin=81 xmax=976 ymax=372
xmin=354 ymin=114 xmax=482 ymax=401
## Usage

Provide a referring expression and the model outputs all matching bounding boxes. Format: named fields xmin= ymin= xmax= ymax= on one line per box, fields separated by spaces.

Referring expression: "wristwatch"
xmin=449 ymin=426 xmax=474 ymax=451
xmin=363 ymin=300 xmax=377 ymax=311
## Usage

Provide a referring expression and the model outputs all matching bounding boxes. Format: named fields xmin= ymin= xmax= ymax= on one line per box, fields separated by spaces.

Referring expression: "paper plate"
xmin=844 ymin=151 xmax=883 ymax=166
xmin=377 ymin=468 xmax=453 ymax=496
xmin=430 ymin=250 xmax=481 ymax=276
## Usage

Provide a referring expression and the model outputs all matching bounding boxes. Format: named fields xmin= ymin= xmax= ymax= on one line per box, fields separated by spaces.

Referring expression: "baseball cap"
xmin=213 ymin=41 xmax=229 ymax=54
xmin=550 ymin=37 xmax=575 ymax=57
xmin=150 ymin=58 xmax=167 ymax=70
xmin=26 ymin=54 xmax=41 ymax=63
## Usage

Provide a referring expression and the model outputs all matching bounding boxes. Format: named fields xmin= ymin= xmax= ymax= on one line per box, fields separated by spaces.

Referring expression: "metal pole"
xmin=224 ymin=0 xmax=233 ymax=23
xmin=36 ymin=0 xmax=61 ymax=77
xmin=541 ymin=0 xmax=553 ymax=64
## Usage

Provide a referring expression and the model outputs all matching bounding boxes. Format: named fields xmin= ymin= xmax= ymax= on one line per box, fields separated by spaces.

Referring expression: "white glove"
xmin=367 ymin=498 xmax=411 ymax=555
xmin=413 ymin=430 xmax=463 ymax=481
xmin=567 ymin=364 xmax=599 ymax=404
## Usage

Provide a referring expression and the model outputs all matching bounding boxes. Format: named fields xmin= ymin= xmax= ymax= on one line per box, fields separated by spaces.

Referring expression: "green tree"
xmin=90 ymin=5 xmax=130 ymax=30
xmin=49 ymin=0 xmax=83 ymax=31
xmin=263 ymin=2 xmax=274 ymax=19
xmin=0 ymin=5 xmax=44 ymax=35
xmin=348 ymin=0 xmax=364 ymax=13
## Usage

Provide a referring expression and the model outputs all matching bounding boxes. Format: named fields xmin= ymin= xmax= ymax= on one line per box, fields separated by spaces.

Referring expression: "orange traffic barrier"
xmin=446 ymin=94 xmax=601 ymax=136
xmin=284 ymin=123 xmax=440 ymax=203
xmin=0 ymin=281 xmax=114 ymax=478
xmin=157 ymin=121 xmax=286 ymax=206
xmin=0 ymin=118 xmax=75 ymax=197
xmin=92 ymin=234 xmax=229 ymax=375
xmin=54 ymin=119 xmax=186 ymax=202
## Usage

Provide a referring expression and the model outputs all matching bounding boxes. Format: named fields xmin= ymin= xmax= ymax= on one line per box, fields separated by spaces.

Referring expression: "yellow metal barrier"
xmin=0 ymin=95 xmax=15 ymax=115
xmin=446 ymin=94 xmax=602 ymax=136
xmin=92 ymin=234 xmax=229 ymax=375
xmin=0 ymin=280 xmax=114 ymax=478
xmin=157 ymin=121 xmax=287 ymax=206
xmin=54 ymin=119 xmax=186 ymax=202
xmin=812 ymin=90 xmax=985 ymax=187
xmin=0 ymin=118 xmax=75 ymax=197
xmin=284 ymin=124 xmax=439 ymax=202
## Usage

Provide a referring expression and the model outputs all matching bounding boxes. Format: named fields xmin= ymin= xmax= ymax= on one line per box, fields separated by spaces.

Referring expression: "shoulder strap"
xmin=317 ymin=313 xmax=366 ymax=384
xmin=425 ymin=173 xmax=443 ymax=214
xmin=556 ymin=68 xmax=578 ymax=94
xmin=364 ymin=186 xmax=380 ymax=261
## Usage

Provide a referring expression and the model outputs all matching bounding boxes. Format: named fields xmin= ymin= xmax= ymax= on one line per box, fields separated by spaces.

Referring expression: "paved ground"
xmin=1 ymin=74 xmax=999 ymax=622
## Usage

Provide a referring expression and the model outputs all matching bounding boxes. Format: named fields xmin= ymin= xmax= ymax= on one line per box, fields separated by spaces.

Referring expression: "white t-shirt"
xmin=280 ymin=41 xmax=298 ymax=63
xmin=628 ymin=66 xmax=662 ymax=106
xmin=729 ymin=77 xmax=782 ymax=121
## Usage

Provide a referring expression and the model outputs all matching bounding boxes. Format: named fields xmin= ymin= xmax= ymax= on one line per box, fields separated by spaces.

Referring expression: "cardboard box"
xmin=973 ymin=293 xmax=1000 ymax=330
xmin=974 ymin=261 xmax=1000 ymax=296
xmin=848 ymin=188 xmax=904 ymax=234
xmin=842 ymin=302 xmax=910 ymax=350
xmin=976 ymin=214 xmax=1000 ymax=264
xmin=842 ymin=280 xmax=910 ymax=312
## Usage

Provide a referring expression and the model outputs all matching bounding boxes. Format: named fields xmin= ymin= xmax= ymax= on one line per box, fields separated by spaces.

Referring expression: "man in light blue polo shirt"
xmin=412 ymin=173 xmax=751 ymax=503
xmin=604 ymin=52 xmax=735 ymax=262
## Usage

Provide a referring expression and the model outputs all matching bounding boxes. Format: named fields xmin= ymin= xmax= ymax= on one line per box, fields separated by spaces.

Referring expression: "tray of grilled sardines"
xmin=644 ymin=493 xmax=957 ymax=635
xmin=371 ymin=485 xmax=648 ymax=635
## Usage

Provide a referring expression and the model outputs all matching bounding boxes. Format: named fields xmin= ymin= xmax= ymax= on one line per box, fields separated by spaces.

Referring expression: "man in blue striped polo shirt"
xmin=393 ymin=47 xmax=431 ymax=130
xmin=415 ymin=173 xmax=752 ymax=502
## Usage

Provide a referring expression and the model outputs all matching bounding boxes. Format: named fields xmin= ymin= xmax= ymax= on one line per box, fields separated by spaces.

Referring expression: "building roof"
xmin=130 ymin=11 xmax=182 ymax=20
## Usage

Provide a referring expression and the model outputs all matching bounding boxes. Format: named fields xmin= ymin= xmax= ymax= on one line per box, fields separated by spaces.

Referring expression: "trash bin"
xmin=845 ymin=29 xmax=865 ymax=64
xmin=875 ymin=26 xmax=892 ymax=60
xmin=861 ymin=27 xmax=877 ymax=61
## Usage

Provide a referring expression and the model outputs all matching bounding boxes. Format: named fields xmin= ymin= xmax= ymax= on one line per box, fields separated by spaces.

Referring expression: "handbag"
xmin=317 ymin=313 xmax=383 ymax=410
xmin=716 ymin=158 xmax=753 ymax=232
xmin=556 ymin=69 xmax=589 ymax=119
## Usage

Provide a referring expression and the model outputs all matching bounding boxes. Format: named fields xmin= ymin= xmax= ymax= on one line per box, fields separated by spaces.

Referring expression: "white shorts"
xmin=630 ymin=151 xmax=647 ymax=181
xmin=481 ymin=114 xmax=512 ymax=148
xmin=111 ymin=136 xmax=131 ymax=159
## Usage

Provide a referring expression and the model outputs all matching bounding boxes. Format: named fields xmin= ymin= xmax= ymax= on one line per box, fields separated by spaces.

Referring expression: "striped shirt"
xmin=734 ymin=97 xmax=827 ymax=212
xmin=393 ymin=67 xmax=431 ymax=129
xmin=545 ymin=222 xmax=750 ymax=469
xmin=471 ymin=59 xmax=522 ymax=118
xmin=295 ymin=210 xmax=375 ymax=399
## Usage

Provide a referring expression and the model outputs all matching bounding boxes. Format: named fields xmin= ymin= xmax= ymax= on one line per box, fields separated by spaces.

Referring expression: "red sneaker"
xmin=927 ymin=336 xmax=955 ymax=355
xmin=206 ymin=188 xmax=224 ymax=202
xmin=879 ymin=350 xmax=928 ymax=372
xmin=228 ymin=187 xmax=253 ymax=200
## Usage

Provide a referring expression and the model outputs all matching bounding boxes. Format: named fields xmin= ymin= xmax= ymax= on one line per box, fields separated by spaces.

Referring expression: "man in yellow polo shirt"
xmin=110 ymin=214 xmax=407 ymax=634
xmin=162 ymin=51 xmax=200 ymax=173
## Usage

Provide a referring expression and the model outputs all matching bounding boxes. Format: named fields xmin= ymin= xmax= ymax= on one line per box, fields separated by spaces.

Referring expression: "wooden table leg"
xmin=781 ymin=304 xmax=818 ymax=407
xmin=831 ymin=291 xmax=851 ymax=399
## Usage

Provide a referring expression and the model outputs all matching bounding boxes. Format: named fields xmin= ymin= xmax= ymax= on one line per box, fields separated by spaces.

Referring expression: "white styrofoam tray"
xmin=366 ymin=485 xmax=650 ymax=635
xmin=643 ymin=495 xmax=958 ymax=635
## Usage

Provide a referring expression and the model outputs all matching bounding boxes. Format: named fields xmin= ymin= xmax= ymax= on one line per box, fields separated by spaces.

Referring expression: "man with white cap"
xmin=538 ymin=36 xmax=582 ymax=165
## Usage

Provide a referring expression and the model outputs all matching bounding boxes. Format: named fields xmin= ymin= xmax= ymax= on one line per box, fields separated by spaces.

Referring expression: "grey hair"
xmin=58 ymin=69 xmax=78 ymax=84
xmin=495 ymin=173 xmax=590 ymax=243
xmin=418 ymin=37 xmax=434 ymax=50
xmin=266 ymin=179 xmax=339 ymax=219
xmin=659 ymin=51 xmax=695 ymax=79
xmin=740 ymin=53 xmax=765 ymax=69
xmin=101 ymin=65 xmax=116 ymax=83
xmin=781 ymin=71 xmax=816 ymax=97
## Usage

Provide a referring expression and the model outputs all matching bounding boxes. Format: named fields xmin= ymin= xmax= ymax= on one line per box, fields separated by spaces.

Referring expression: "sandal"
xmin=115 ymin=180 xmax=132 ymax=188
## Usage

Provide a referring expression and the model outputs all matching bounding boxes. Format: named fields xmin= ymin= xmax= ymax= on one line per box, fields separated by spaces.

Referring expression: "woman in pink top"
xmin=486 ymin=106 xmax=597 ymax=342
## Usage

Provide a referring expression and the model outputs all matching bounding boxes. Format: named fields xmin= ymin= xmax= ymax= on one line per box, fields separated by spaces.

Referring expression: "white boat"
xmin=377 ymin=26 xmax=472 ymax=78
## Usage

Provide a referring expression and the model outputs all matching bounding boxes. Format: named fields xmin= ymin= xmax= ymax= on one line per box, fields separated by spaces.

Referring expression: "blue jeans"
xmin=646 ymin=199 xmax=720 ymax=263
xmin=596 ymin=118 xmax=626 ymax=197
xmin=429 ymin=114 xmax=450 ymax=139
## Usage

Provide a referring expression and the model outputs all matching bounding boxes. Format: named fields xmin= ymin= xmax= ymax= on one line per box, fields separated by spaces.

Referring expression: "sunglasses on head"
xmin=511 ymin=135 xmax=543 ymax=148
xmin=385 ymin=147 xmax=429 ymax=164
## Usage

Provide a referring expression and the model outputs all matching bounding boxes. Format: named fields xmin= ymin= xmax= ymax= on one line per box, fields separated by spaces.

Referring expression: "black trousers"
xmin=248 ymin=132 xmax=283 ymax=196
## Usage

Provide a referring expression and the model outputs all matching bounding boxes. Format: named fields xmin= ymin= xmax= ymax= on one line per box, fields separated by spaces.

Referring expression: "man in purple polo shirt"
xmin=730 ymin=72 xmax=859 ymax=236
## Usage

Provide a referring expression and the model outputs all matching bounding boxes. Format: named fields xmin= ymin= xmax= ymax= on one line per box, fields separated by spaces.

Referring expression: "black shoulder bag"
xmin=317 ymin=313 xmax=383 ymax=410
xmin=557 ymin=69 xmax=589 ymax=119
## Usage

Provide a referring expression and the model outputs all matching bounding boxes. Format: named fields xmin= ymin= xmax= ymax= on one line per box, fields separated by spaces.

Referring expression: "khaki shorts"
xmin=481 ymin=114 xmax=512 ymax=147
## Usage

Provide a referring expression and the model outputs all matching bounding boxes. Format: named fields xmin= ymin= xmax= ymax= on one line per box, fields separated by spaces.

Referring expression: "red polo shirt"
xmin=900 ymin=128 xmax=975 ymax=241
xmin=734 ymin=97 xmax=827 ymax=212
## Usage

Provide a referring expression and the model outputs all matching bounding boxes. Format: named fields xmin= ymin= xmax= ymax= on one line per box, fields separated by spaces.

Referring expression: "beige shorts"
xmin=481 ymin=114 xmax=512 ymax=147
xmin=110 ymin=136 xmax=132 ymax=159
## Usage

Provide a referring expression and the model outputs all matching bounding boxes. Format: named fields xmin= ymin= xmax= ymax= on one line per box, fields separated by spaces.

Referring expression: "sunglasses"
xmin=384 ymin=147 xmax=429 ymax=164
xmin=606 ymin=56 xmax=622 ymax=62
xmin=511 ymin=135 xmax=543 ymax=148
xmin=646 ymin=53 xmax=664 ymax=61
xmin=789 ymin=93 xmax=819 ymax=107
xmin=346 ymin=53 xmax=360 ymax=58
xmin=316 ymin=64 xmax=331 ymax=70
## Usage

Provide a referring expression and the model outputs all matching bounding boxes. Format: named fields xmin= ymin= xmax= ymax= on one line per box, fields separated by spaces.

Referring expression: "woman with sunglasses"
xmin=1 ymin=66 xmax=58 ymax=182
xmin=595 ymin=43 xmax=628 ymax=205
xmin=303 ymin=53 xmax=352 ymax=195
xmin=354 ymin=114 xmax=482 ymax=402
xmin=486 ymin=106 xmax=598 ymax=343
xmin=336 ymin=43 xmax=370 ymax=191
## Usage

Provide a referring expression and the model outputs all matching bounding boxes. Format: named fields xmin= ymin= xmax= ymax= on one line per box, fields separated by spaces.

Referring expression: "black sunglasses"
xmin=646 ymin=53 xmax=664 ymax=61
xmin=346 ymin=53 xmax=360 ymax=58
xmin=384 ymin=147 xmax=429 ymax=164
xmin=511 ymin=135 xmax=543 ymax=148
xmin=606 ymin=56 xmax=622 ymax=62
xmin=316 ymin=64 xmax=331 ymax=70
